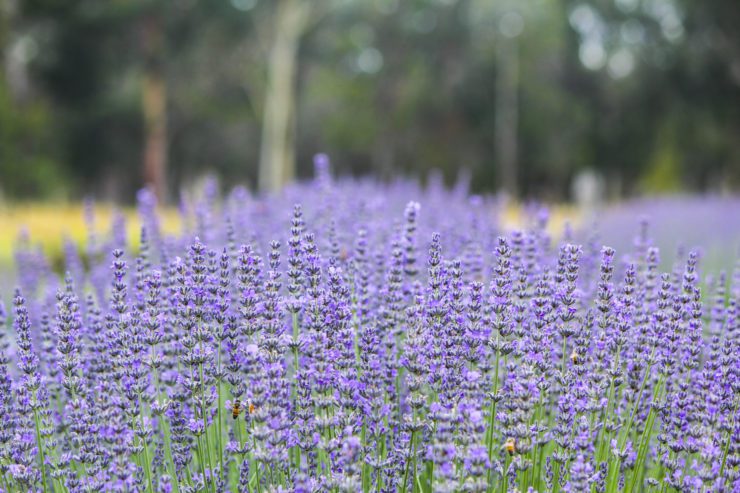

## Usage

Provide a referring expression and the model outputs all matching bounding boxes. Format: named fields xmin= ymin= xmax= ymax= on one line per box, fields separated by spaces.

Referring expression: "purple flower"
xmin=1 ymin=173 xmax=738 ymax=492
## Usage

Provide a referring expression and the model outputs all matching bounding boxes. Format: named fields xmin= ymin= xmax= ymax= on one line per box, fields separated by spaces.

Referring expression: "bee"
xmin=570 ymin=350 xmax=580 ymax=365
xmin=232 ymin=399 xmax=243 ymax=420
xmin=504 ymin=437 xmax=517 ymax=456
xmin=248 ymin=401 xmax=256 ymax=415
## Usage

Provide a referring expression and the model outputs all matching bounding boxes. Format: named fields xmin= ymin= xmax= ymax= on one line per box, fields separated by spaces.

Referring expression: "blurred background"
xmin=1 ymin=0 xmax=739 ymax=204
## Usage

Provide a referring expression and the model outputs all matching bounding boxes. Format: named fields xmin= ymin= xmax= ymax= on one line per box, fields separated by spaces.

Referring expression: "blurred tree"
xmin=676 ymin=0 xmax=740 ymax=189
xmin=20 ymin=0 xmax=143 ymax=199
xmin=563 ymin=0 xmax=740 ymax=195
xmin=492 ymin=12 xmax=521 ymax=198
xmin=140 ymin=2 xmax=168 ymax=203
xmin=0 ymin=0 xmax=66 ymax=200
xmin=257 ymin=0 xmax=311 ymax=193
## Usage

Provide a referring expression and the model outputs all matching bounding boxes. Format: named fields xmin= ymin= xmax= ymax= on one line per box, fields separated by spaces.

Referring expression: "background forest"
xmin=1 ymin=0 xmax=739 ymax=203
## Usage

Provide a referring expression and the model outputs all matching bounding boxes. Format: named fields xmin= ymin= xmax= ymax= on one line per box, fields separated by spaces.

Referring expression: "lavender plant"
xmin=1 ymin=162 xmax=738 ymax=492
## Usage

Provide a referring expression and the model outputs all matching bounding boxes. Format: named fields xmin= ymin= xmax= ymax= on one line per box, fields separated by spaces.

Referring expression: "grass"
xmin=0 ymin=203 xmax=182 ymax=270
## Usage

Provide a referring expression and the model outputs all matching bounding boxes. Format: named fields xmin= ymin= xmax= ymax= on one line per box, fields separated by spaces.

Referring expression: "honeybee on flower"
xmin=230 ymin=398 xmax=255 ymax=419
xmin=232 ymin=398 xmax=243 ymax=420
xmin=503 ymin=437 xmax=517 ymax=456
xmin=570 ymin=350 xmax=580 ymax=365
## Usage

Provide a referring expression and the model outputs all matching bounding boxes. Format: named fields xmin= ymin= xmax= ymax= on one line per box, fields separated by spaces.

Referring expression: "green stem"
xmin=500 ymin=454 xmax=510 ymax=493
xmin=130 ymin=386 xmax=155 ymax=493
xmin=425 ymin=420 xmax=437 ymax=493
xmin=250 ymin=418 xmax=262 ymax=493
xmin=200 ymin=368 xmax=215 ymax=492
xmin=551 ymin=337 xmax=570 ymax=493
xmin=375 ymin=433 xmax=385 ymax=493
xmin=195 ymin=436 xmax=209 ymax=492
xmin=32 ymin=409 xmax=49 ymax=493
xmin=626 ymin=375 xmax=665 ymax=493
xmin=361 ymin=424 xmax=369 ymax=492
xmin=401 ymin=429 xmax=416 ymax=493
xmin=718 ymin=396 xmax=739 ymax=486
xmin=1 ymin=473 xmax=11 ymax=493
xmin=290 ymin=313 xmax=302 ymax=483
xmin=216 ymin=344 xmax=224 ymax=481
xmin=659 ymin=451 xmax=674 ymax=493
xmin=560 ymin=336 xmax=569 ymax=377
xmin=530 ymin=390 xmax=546 ymax=489
xmin=607 ymin=350 xmax=655 ymax=493
xmin=150 ymin=347 xmax=181 ymax=492
xmin=552 ymin=461 xmax=562 ymax=493
xmin=197 ymin=332 xmax=216 ymax=493
xmin=411 ymin=418 xmax=418 ymax=493
xmin=161 ymin=417 xmax=182 ymax=492
xmin=486 ymin=346 xmax=501 ymax=490
xmin=596 ymin=348 xmax=621 ymax=481
xmin=138 ymin=412 xmax=156 ymax=493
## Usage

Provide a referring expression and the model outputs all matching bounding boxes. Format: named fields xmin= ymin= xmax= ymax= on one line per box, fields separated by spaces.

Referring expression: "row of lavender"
xmin=1 ymin=166 xmax=738 ymax=492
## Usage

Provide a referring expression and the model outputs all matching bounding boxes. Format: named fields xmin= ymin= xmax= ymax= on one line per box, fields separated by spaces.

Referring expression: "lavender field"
xmin=0 ymin=166 xmax=738 ymax=493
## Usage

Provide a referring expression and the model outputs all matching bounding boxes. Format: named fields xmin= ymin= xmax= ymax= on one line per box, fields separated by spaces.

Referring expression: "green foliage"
xmin=0 ymin=82 xmax=68 ymax=200
xmin=640 ymin=125 xmax=682 ymax=193
xmin=2 ymin=0 xmax=739 ymax=199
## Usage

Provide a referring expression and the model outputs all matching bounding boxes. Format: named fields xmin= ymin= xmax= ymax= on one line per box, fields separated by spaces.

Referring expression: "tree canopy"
xmin=1 ymin=0 xmax=738 ymax=202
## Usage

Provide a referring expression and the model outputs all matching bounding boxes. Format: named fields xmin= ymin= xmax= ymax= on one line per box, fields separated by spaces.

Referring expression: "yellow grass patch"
xmin=0 ymin=204 xmax=182 ymax=267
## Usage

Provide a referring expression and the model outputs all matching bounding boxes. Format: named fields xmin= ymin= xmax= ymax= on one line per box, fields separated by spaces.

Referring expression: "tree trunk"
xmin=141 ymin=13 xmax=168 ymax=203
xmin=494 ymin=33 xmax=519 ymax=199
xmin=258 ymin=0 xmax=309 ymax=193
